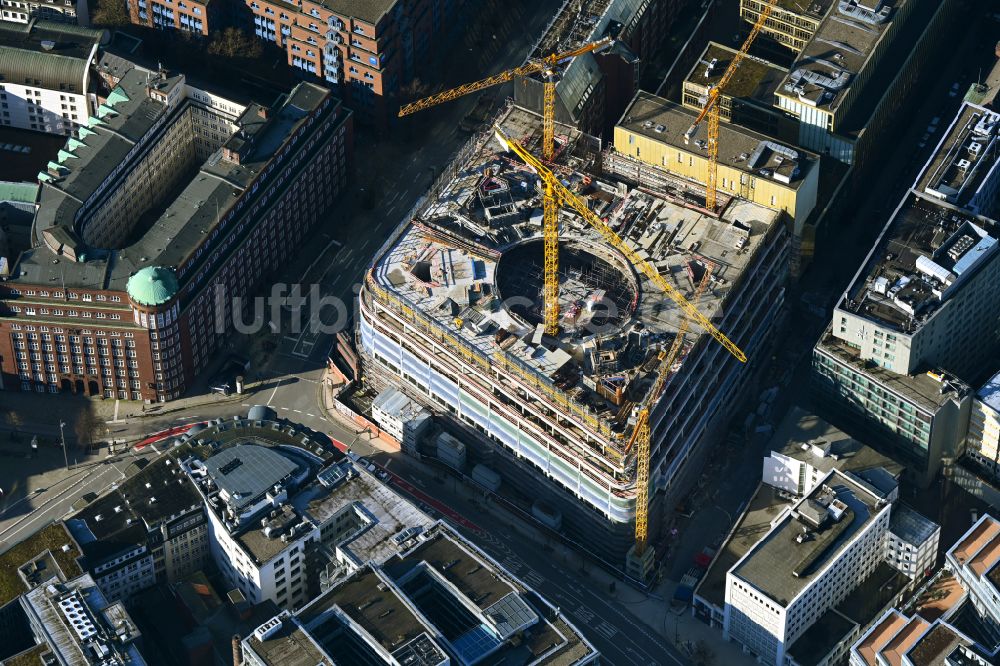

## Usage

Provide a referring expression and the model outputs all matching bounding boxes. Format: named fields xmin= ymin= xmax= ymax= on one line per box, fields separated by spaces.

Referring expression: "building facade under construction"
xmin=357 ymin=105 xmax=789 ymax=566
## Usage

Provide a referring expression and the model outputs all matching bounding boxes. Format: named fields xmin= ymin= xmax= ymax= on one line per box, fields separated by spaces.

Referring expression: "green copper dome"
xmin=127 ymin=266 xmax=179 ymax=307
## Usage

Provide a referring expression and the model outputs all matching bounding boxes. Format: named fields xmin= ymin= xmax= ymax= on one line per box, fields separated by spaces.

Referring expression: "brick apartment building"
xmin=0 ymin=65 xmax=352 ymax=402
xmin=243 ymin=0 xmax=462 ymax=125
xmin=127 ymin=0 xmax=218 ymax=36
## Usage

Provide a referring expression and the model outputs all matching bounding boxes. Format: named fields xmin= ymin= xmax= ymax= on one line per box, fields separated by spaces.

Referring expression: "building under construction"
xmin=357 ymin=105 xmax=788 ymax=569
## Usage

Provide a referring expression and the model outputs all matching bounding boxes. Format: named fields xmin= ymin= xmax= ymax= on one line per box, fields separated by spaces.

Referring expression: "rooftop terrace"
xmin=777 ymin=0 xmax=907 ymax=114
xmin=837 ymin=194 xmax=999 ymax=335
xmin=732 ymin=469 xmax=887 ymax=606
xmin=618 ymin=92 xmax=816 ymax=189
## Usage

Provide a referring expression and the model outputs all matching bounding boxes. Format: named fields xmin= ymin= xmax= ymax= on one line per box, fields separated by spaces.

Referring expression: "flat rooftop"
xmin=948 ymin=515 xmax=1000 ymax=569
xmin=816 ymin=335 xmax=969 ymax=411
xmin=314 ymin=0 xmax=398 ymax=25
xmin=905 ymin=622 xmax=965 ymax=666
xmin=302 ymin=567 xmax=433 ymax=656
xmin=243 ymin=619 xmax=328 ymax=666
xmin=837 ymin=194 xmax=999 ymax=335
xmin=22 ymin=573 xmax=144 ymax=666
xmin=976 ymin=369 xmax=1000 ymax=414
xmin=619 ymin=92 xmax=816 ymax=189
xmin=777 ymin=0 xmax=907 ymax=114
xmin=685 ymin=42 xmax=788 ymax=104
xmin=916 ymin=104 xmax=1000 ymax=212
xmin=291 ymin=463 xmax=435 ymax=566
xmin=771 ymin=405 xmax=904 ymax=478
xmin=732 ymin=469 xmax=886 ymax=606
xmin=912 ymin=571 xmax=964 ymax=622
xmin=0 ymin=522 xmax=83 ymax=608
xmin=370 ymin=104 xmax=781 ymax=459
xmin=694 ymin=483 xmax=790 ymax=610
xmin=890 ymin=503 xmax=938 ymax=545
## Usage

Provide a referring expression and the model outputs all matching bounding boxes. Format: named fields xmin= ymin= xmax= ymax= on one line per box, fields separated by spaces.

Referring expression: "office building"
xmin=774 ymin=0 xmax=954 ymax=166
xmin=0 ymin=0 xmax=89 ymax=25
xmin=358 ymin=104 xmax=789 ymax=565
xmin=179 ymin=408 xmax=442 ymax=610
xmin=721 ymin=469 xmax=938 ymax=665
xmin=14 ymin=572 xmax=146 ymax=666
xmin=0 ymin=63 xmax=352 ymax=402
xmin=681 ymin=42 xmax=794 ymax=141
xmin=513 ymin=0 xmax=687 ymax=136
xmin=945 ymin=515 xmax=1000 ymax=645
xmin=371 ymin=386 xmax=431 ymax=454
xmin=0 ymin=523 xmax=84 ymax=661
xmin=611 ymin=91 xmax=820 ymax=230
xmin=127 ymin=0 xmax=215 ymax=36
xmin=240 ymin=0 xmax=463 ymax=125
xmin=813 ymin=103 xmax=1000 ymax=485
xmin=65 ymin=447 xmax=210 ymax=602
xmin=847 ymin=513 xmax=1000 ymax=665
xmin=762 ymin=405 xmax=903 ymax=497
xmin=739 ymin=0 xmax=829 ymax=53
xmin=0 ymin=20 xmax=107 ymax=135
xmin=240 ymin=525 xmax=600 ymax=666
xmin=966 ymin=370 xmax=1000 ymax=479
xmin=851 ymin=612 xmax=995 ymax=666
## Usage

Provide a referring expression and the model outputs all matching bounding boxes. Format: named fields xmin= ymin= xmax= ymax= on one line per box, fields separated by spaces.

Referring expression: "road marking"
xmin=242 ymin=403 xmax=251 ymax=407
xmin=281 ymin=407 xmax=289 ymax=411
xmin=594 ymin=621 xmax=619 ymax=640
xmin=293 ymin=409 xmax=302 ymax=413
xmin=266 ymin=378 xmax=283 ymax=406
xmin=306 ymin=413 xmax=315 ymax=417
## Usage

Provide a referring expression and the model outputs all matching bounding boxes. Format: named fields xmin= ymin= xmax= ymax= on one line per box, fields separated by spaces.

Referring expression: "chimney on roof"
xmin=232 ymin=635 xmax=241 ymax=666
xmin=257 ymin=106 xmax=269 ymax=120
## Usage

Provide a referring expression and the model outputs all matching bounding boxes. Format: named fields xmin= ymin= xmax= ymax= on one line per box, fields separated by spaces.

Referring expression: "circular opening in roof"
xmin=494 ymin=238 xmax=638 ymax=337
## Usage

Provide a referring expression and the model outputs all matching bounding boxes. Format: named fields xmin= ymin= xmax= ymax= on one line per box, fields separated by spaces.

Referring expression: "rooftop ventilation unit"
xmin=956 ymin=159 xmax=972 ymax=172
xmin=969 ymin=142 xmax=982 ymax=155
xmin=253 ymin=617 xmax=283 ymax=642
xmin=654 ymin=124 xmax=665 ymax=133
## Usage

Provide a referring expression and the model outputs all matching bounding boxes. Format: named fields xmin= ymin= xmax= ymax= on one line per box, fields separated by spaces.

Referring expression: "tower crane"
xmin=494 ymin=128 xmax=745 ymax=562
xmin=624 ymin=265 xmax=712 ymax=555
xmin=684 ymin=0 xmax=776 ymax=211
xmin=399 ymin=38 xmax=613 ymax=336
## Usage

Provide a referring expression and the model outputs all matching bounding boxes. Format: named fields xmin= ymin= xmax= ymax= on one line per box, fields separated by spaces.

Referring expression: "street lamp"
xmin=59 ymin=420 xmax=68 ymax=469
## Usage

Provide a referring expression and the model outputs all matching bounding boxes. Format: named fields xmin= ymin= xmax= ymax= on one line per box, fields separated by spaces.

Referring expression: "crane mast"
xmin=399 ymin=38 xmax=611 ymax=336
xmin=684 ymin=0 xmax=777 ymax=211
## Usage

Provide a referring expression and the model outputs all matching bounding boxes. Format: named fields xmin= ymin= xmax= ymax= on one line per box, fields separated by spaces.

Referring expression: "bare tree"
xmin=74 ymin=407 xmax=104 ymax=453
xmin=91 ymin=0 xmax=130 ymax=27
xmin=691 ymin=641 xmax=715 ymax=666
xmin=208 ymin=28 xmax=263 ymax=59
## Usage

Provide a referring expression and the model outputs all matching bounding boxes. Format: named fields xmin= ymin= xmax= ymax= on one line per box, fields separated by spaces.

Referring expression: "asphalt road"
xmin=370 ymin=451 xmax=690 ymax=666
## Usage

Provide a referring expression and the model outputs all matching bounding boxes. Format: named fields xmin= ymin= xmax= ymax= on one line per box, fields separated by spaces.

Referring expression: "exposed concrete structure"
xmin=358 ymin=103 xmax=790 ymax=567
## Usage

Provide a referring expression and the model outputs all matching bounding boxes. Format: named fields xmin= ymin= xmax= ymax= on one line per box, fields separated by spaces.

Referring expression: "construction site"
xmin=357 ymin=102 xmax=790 ymax=574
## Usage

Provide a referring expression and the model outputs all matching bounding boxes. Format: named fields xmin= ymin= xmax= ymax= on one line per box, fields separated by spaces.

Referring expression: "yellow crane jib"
xmin=683 ymin=0 xmax=777 ymax=210
xmin=493 ymin=128 xmax=748 ymax=364
xmin=398 ymin=38 xmax=613 ymax=118
xmin=399 ymin=37 xmax=613 ymax=338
